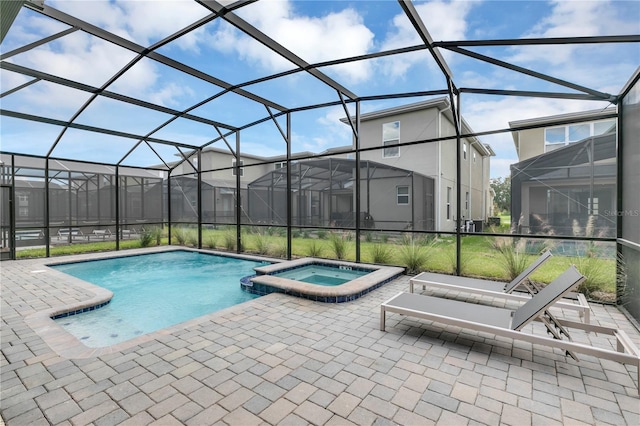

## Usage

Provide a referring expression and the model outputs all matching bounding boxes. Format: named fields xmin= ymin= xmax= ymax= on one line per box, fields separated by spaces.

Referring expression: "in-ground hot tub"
xmin=243 ymin=258 xmax=405 ymax=303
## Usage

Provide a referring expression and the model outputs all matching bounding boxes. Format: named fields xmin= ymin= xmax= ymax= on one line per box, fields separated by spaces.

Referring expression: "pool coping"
xmin=248 ymin=258 xmax=405 ymax=302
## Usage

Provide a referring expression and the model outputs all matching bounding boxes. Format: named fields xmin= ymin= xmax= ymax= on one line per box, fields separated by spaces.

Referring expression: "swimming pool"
xmin=50 ymin=250 xmax=267 ymax=347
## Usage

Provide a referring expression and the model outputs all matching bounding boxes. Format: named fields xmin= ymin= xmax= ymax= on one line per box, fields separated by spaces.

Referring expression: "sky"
xmin=1 ymin=0 xmax=639 ymax=177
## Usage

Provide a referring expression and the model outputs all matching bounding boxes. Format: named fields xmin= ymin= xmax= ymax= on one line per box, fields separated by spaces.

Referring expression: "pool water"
xmin=273 ymin=264 xmax=370 ymax=286
xmin=50 ymin=251 xmax=266 ymax=347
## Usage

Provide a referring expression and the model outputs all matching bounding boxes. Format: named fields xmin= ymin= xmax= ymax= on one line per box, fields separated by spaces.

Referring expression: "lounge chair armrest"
xmin=615 ymin=330 xmax=640 ymax=356
xmin=575 ymin=293 xmax=591 ymax=323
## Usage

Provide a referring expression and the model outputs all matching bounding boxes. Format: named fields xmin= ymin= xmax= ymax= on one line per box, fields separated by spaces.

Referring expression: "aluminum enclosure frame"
xmin=0 ymin=0 xmax=638 ymax=308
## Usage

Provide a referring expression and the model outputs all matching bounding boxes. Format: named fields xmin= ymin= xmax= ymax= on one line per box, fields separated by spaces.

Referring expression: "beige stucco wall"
xmin=515 ymin=127 xmax=546 ymax=161
xmin=172 ymin=150 xmax=273 ymax=188
xmin=355 ymin=107 xmax=491 ymax=232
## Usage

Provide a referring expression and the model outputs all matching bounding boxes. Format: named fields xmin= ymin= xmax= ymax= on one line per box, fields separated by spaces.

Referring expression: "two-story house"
xmin=509 ymin=108 xmax=617 ymax=236
xmin=352 ymin=98 xmax=494 ymax=232
xmin=171 ymin=97 xmax=494 ymax=232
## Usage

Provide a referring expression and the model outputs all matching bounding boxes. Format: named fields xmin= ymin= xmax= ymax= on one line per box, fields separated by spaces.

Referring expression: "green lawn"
xmin=16 ymin=227 xmax=616 ymax=301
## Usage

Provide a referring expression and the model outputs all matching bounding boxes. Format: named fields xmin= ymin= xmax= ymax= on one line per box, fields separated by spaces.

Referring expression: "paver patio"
xmin=1 ymin=247 xmax=639 ymax=425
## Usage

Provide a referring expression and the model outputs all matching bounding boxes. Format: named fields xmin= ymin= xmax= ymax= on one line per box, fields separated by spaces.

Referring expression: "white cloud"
xmin=509 ymin=0 xmax=639 ymax=69
xmin=4 ymin=0 xmax=212 ymax=119
xmin=316 ymin=106 xmax=354 ymax=146
xmin=379 ymin=0 xmax=476 ymax=78
xmin=148 ymin=82 xmax=195 ymax=108
xmin=208 ymin=1 xmax=375 ymax=83
xmin=117 ymin=0 xmax=210 ymax=51
xmin=50 ymin=0 xmax=210 ymax=48
xmin=526 ymin=0 xmax=637 ymax=38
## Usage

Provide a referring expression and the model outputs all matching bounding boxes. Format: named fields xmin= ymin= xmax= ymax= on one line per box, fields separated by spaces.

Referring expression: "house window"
xmin=568 ymin=124 xmax=589 ymax=142
xmin=397 ymin=186 xmax=410 ymax=205
xmin=473 ymin=151 xmax=476 ymax=163
xmin=589 ymin=197 xmax=599 ymax=215
xmin=465 ymin=192 xmax=469 ymax=211
xmin=545 ymin=126 xmax=566 ymax=145
xmin=594 ymin=119 xmax=615 ymax=135
xmin=17 ymin=194 xmax=28 ymax=217
xmin=232 ymin=160 xmax=244 ymax=176
xmin=382 ymin=121 xmax=400 ymax=158
xmin=275 ymin=162 xmax=286 ymax=170
xmin=463 ymin=142 xmax=467 ymax=160
xmin=446 ymin=187 xmax=451 ymax=220
xmin=544 ymin=119 xmax=617 ymax=152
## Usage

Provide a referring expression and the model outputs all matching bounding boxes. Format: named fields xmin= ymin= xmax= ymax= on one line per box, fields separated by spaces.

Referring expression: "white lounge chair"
xmin=57 ymin=228 xmax=84 ymax=240
xmin=410 ymin=250 xmax=591 ymax=323
xmin=89 ymin=229 xmax=112 ymax=240
xmin=381 ymin=266 xmax=640 ymax=395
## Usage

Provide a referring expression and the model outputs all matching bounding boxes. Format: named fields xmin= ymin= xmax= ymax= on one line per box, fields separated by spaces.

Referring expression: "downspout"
xmin=11 ymin=156 xmax=17 ymax=260
xmin=438 ymin=103 xmax=451 ymax=232
xmin=481 ymin=146 xmax=486 ymax=222
xmin=468 ymin=139 xmax=472 ymax=222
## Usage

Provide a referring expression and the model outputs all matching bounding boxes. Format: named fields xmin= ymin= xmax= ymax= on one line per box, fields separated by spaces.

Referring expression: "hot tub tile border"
xmin=242 ymin=269 xmax=404 ymax=303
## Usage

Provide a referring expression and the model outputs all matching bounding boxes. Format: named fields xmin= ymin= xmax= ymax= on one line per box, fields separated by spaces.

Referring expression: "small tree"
xmin=490 ymin=176 xmax=511 ymax=214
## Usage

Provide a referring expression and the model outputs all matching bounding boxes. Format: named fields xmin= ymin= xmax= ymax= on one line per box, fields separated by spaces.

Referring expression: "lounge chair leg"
xmin=541 ymin=311 xmax=579 ymax=361
xmin=380 ymin=307 xmax=386 ymax=331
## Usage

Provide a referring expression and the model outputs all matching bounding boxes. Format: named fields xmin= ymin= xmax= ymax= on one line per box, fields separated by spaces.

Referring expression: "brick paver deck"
xmin=2 ymin=247 xmax=639 ymax=425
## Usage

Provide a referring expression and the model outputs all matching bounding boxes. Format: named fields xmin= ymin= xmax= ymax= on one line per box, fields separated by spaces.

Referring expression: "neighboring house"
xmin=343 ymin=97 xmax=494 ymax=232
xmin=509 ymin=109 xmax=617 ymax=236
xmin=171 ymin=97 xmax=494 ymax=232
xmin=170 ymin=148 xmax=272 ymax=224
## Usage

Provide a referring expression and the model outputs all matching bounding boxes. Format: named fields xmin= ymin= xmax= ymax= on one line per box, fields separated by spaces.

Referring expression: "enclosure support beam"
xmin=434 ymin=34 xmax=640 ymax=48
xmin=454 ymin=91 xmax=462 ymax=276
xmin=235 ymin=132 xmax=242 ymax=254
xmin=44 ymin=157 xmax=50 ymax=258
xmin=36 ymin=4 xmax=284 ymax=110
xmin=298 ymin=167 xmax=302 ymax=227
xmin=444 ymin=46 xmax=615 ymax=102
xmin=286 ymin=113 xmax=292 ymax=260
xmin=397 ymin=0 xmax=454 ymax=83
xmin=197 ymin=149 xmax=203 ymax=249
xmin=355 ymin=101 xmax=361 ymax=263
xmin=11 ymin=156 xmax=17 ymax=260
xmin=67 ymin=172 xmax=72 ymax=245
xmin=616 ymin=100 xmax=624 ymax=305
xmin=198 ymin=0 xmax=358 ymax=101
xmin=167 ymin=173 xmax=172 ymax=246
xmin=115 ymin=167 xmax=120 ymax=250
